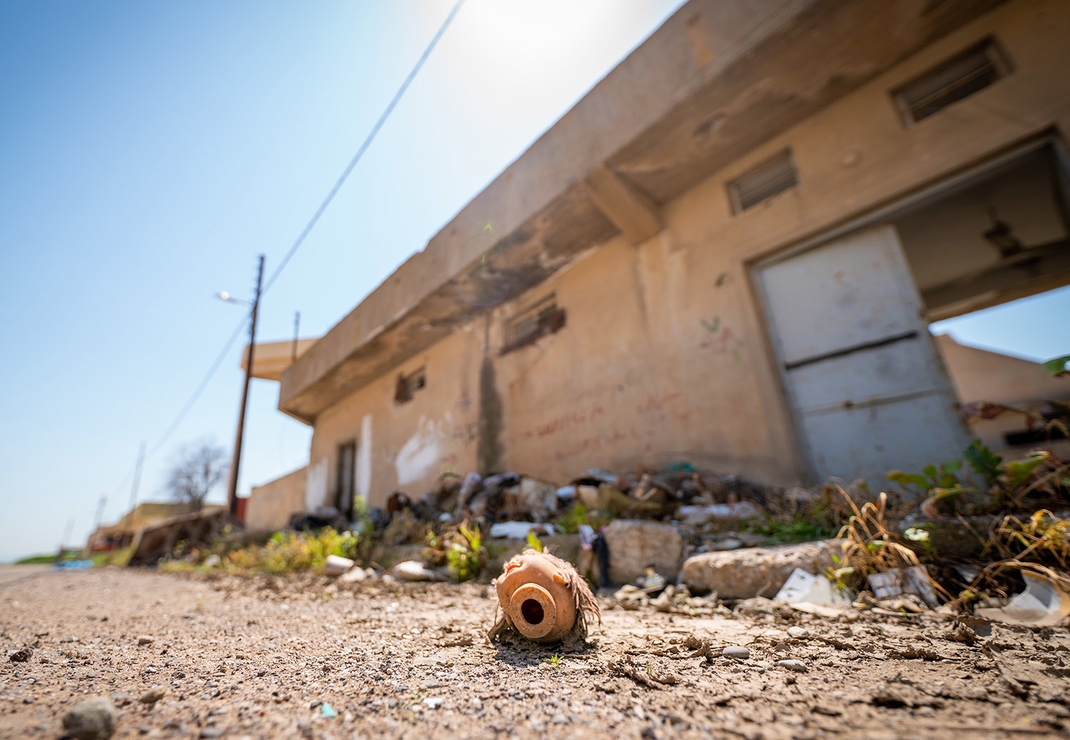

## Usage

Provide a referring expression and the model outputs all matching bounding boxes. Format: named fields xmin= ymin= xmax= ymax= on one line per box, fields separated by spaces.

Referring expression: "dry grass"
xmin=833 ymin=487 xmax=951 ymax=601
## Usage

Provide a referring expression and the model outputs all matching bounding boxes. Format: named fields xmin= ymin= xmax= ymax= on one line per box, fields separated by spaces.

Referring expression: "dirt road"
xmin=2 ymin=565 xmax=1069 ymax=739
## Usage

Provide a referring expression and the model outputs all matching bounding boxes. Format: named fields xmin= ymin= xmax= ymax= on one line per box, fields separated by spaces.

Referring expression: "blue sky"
xmin=0 ymin=0 xmax=1067 ymax=563
xmin=0 ymin=0 xmax=692 ymax=562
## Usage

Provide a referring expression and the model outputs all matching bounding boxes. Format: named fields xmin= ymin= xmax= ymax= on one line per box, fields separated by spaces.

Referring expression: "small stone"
xmin=787 ymin=626 xmax=809 ymax=639
xmin=722 ymin=646 xmax=751 ymax=660
xmin=777 ymin=659 xmax=808 ymax=673
xmin=137 ymin=636 xmax=155 ymax=646
xmin=108 ymin=693 xmax=130 ymax=707
xmin=422 ymin=697 xmax=444 ymax=709
xmin=139 ymin=686 xmax=168 ymax=705
xmin=199 ymin=727 xmax=226 ymax=739
xmin=9 ymin=647 xmax=33 ymax=662
xmin=62 ymin=697 xmax=116 ymax=740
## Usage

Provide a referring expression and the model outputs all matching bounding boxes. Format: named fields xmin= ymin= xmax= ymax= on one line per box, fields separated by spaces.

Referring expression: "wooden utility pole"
xmin=226 ymin=254 xmax=264 ymax=519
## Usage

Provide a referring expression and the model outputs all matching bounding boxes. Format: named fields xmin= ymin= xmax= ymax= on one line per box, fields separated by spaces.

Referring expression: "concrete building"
xmin=251 ymin=0 xmax=1070 ymax=519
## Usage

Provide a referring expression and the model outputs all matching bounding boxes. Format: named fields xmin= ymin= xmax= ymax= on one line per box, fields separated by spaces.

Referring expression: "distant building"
xmin=248 ymin=0 xmax=1070 ymax=520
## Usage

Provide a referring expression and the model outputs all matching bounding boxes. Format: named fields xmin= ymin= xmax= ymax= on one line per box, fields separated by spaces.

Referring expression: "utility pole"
xmin=128 ymin=440 xmax=146 ymax=513
xmin=92 ymin=496 xmax=107 ymax=532
xmin=292 ymin=311 xmax=300 ymax=361
xmin=226 ymin=254 xmax=265 ymax=519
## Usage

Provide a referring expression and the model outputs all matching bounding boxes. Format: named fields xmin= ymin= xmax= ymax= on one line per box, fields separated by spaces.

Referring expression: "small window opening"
xmin=394 ymin=366 xmax=426 ymax=404
xmin=501 ymin=295 xmax=566 ymax=355
xmin=892 ymin=38 xmax=1009 ymax=125
xmin=728 ymin=150 xmax=798 ymax=213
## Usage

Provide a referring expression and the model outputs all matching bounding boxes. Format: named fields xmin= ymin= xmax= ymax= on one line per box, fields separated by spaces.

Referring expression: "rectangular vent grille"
xmin=893 ymin=39 xmax=1008 ymax=125
xmin=728 ymin=150 xmax=798 ymax=213
xmin=501 ymin=294 xmax=566 ymax=355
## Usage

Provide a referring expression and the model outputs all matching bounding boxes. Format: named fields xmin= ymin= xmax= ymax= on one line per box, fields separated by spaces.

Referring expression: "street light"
xmin=218 ymin=255 xmax=265 ymax=520
xmin=216 ymin=291 xmax=250 ymax=305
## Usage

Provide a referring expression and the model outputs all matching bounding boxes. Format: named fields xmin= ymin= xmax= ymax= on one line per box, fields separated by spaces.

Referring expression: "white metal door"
xmin=756 ymin=225 xmax=970 ymax=489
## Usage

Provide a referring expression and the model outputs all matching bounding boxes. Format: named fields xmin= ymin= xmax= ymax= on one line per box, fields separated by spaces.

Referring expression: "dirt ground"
xmin=3 ymin=565 xmax=1070 ymax=739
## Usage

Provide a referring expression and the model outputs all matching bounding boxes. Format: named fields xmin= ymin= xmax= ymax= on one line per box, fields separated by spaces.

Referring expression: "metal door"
xmin=756 ymin=225 xmax=970 ymax=489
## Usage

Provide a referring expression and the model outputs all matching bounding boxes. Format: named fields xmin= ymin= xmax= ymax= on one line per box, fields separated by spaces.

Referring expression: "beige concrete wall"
xmin=935 ymin=334 xmax=1070 ymax=458
xmin=308 ymin=0 xmax=1070 ymax=507
xmin=245 ymin=467 xmax=308 ymax=534
xmin=309 ymin=329 xmax=483 ymax=507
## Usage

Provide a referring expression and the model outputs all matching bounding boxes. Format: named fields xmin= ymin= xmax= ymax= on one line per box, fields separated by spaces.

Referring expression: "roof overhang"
xmin=279 ymin=0 xmax=1006 ymax=423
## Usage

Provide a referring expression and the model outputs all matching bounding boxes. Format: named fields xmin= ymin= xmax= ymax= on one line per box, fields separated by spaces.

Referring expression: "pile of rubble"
xmin=381 ymin=465 xmax=793 ymax=534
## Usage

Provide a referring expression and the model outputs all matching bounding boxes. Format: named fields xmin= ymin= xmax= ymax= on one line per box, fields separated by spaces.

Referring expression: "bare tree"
xmin=167 ymin=441 xmax=228 ymax=513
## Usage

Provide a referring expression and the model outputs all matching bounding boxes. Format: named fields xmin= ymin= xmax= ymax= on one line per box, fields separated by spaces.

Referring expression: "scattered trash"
xmin=774 ymin=568 xmax=852 ymax=606
xmin=389 ymin=561 xmax=447 ymax=582
xmin=422 ymin=697 xmax=444 ymax=709
xmin=488 ymin=521 xmax=556 ymax=540
xmin=323 ymin=554 xmax=355 ymax=576
xmin=867 ymin=566 xmax=940 ymax=609
xmin=53 ymin=560 xmax=94 ymax=570
xmin=8 ymin=647 xmax=33 ymax=662
xmin=490 ymin=550 xmax=599 ymax=643
xmin=976 ymin=571 xmax=1070 ymax=626
xmin=555 ymin=485 xmax=576 ymax=502
xmin=320 ymin=702 xmax=336 ymax=718
xmin=62 ymin=697 xmax=116 ymax=740
xmin=677 ymin=502 xmax=763 ymax=525
xmin=636 ymin=566 xmax=668 ymax=595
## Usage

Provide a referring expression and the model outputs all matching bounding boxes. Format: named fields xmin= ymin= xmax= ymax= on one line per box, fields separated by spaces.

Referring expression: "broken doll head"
xmin=491 ymin=549 xmax=600 ymax=644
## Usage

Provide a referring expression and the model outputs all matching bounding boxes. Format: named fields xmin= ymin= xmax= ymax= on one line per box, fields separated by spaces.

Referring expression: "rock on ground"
xmin=61 ymin=697 xmax=115 ymax=739
xmin=682 ymin=539 xmax=840 ymax=599
xmin=602 ymin=519 xmax=684 ymax=585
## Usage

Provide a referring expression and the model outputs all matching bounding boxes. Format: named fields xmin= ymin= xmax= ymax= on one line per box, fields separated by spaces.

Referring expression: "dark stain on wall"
xmin=477 ymin=355 xmax=504 ymax=475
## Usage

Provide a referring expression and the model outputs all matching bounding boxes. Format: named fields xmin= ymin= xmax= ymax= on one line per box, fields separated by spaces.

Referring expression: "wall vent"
xmin=501 ymin=294 xmax=566 ymax=355
xmin=394 ymin=366 xmax=425 ymax=404
xmin=893 ymin=38 xmax=1009 ymax=125
xmin=728 ymin=150 xmax=798 ymax=213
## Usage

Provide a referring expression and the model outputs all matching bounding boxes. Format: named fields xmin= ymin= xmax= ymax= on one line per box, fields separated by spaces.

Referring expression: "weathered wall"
xmin=935 ymin=334 xmax=1070 ymax=458
xmin=309 ymin=328 xmax=483 ymax=507
xmin=304 ymin=0 xmax=1070 ymax=508
xmin=245 ymin=467 xmax=308 ymax=534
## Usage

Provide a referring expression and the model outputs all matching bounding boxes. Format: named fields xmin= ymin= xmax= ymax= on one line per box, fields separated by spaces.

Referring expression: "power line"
xmin=262 ymin=0 xmax=466 ymax=295
xmin=108 ymin=0 xmax=464 ymax=501
xmin=149 ymin=314 xmax=250 ymax=456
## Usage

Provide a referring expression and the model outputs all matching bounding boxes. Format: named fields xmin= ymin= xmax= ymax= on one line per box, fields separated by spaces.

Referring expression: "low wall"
xmin=245 ymin=467 xmax=308 ymax=534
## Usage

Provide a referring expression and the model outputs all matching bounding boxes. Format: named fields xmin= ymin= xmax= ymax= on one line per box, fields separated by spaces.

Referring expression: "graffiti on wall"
xmin=699 ymin=315 xmax=744 ymax=363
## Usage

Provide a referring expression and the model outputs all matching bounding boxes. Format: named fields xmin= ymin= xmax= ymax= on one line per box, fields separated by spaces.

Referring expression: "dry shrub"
xmin=833 ymin=488 xmax=951 ymax=601
xmin=837 ymin=490 xmax=921 ymax=574
xmin=985 ymin=510 xmax=1070 ymax=571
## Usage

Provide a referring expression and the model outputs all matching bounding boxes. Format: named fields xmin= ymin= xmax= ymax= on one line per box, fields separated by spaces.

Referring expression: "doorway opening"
xmin=754 ymin=139 xmax=1070 ymax=486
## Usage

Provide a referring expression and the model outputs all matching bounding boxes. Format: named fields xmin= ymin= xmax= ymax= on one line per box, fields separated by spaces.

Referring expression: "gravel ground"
xmin=3 ymin=564 xmax=1070 ymax=739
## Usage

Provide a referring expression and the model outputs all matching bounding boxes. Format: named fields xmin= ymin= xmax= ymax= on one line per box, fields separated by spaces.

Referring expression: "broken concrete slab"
xmin=681 ymin=540 xmax=841 ymax=599
xmin=602 ymin=519 xmax=684 ymax=585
